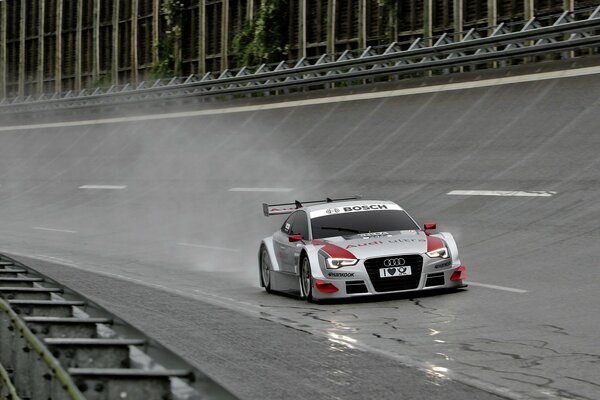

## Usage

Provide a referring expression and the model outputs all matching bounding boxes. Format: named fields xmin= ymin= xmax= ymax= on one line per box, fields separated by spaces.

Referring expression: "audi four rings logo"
xmin=383 ymin=258 xmax=405 ymax=267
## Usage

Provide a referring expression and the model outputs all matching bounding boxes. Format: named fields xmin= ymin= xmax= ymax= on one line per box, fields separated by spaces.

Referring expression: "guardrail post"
xmin=37 ymin=0 xmax=46 ymax=96
xmin=18 ymin=0 xmax=26 ymax=97
xmin=524 ymin=0 xmax=534 ymax=20
xmin=327 ymin=0 xmax=336 ymax=56
xmin=0 ymin=0 xmax=6 ymax=99
xmin=92 ymin=0 xmax=100 ymax=86
xmin=358 ymin=0 xmax=367 ymax=49
xmin=55 ymin=0 xmax=63 ymax=93
xmin=221 ymin=0 xmax=229 ymax=72
xmin=131 ymin=0 xmax=139 ymax=84
xmin=454 ymin=0 xmax=463 ymax=37
xmin=298 ymin=0 xmax=307 ymax=59
xmin=563 ymin=0 xmax=574 ymax=12
xmin=423 ymin=0 xmax=433 ymax=46
xmin=112 ymin=0 xmax=120 ymax=86
xmin=199 ymin=0 xmax=206 ymax=74
xmin=75 ymin=0 xmax=83 ymax=91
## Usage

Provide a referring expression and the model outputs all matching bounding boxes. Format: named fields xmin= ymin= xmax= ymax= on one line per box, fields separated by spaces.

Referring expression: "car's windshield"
xmin=311 ymin=210 xmax=419 ymax=239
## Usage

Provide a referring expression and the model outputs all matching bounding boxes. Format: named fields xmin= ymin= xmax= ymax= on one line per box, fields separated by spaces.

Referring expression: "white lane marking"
xmin=228 ymin=187 xmax=294 ymax=193
xmin=33 ymin=254 xmax=77 ymax=265
xmin=466 ymin=281 xmax=528 ymax=293
xmin=176 ymin=242 xmax=240 ymax=253
xmin=3 ymin=66 xmax=600 ymax=131
xmin=33 ymin=227 xmax=77 ymax=234
xmin=447 ymin=190 xmax=556 ymax=197
xmin=79 ymin=185 xmax=127 ymax=190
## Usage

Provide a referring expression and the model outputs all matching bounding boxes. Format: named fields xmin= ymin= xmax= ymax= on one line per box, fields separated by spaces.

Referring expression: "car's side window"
xmin=290 ymin=211 xmax=309 ymax=239
xmin=281 ymin=213 xmax=295 ymax=234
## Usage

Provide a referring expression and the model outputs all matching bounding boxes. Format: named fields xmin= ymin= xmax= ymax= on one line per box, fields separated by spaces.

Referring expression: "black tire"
xmin=260 ymin=246 xmax=272 ymax=293
xmin=300 ymin=255 xmax=314 ymax=302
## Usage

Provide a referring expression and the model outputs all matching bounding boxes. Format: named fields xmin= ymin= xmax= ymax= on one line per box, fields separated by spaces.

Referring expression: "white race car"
xmin=259 ymin=197 xmax=466 ymax=301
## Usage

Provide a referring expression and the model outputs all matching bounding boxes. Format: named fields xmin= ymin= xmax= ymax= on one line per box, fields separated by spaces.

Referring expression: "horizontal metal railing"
xmin=0 ymin=298 xmax=85 ymax=400
xmin=1 ymin=5 xmax=600 ymax=115
xmin=0 ymin=255 xmax=237 ymax=400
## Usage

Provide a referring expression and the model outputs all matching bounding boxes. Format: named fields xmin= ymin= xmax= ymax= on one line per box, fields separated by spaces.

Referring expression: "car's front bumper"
xmin=312 ymin=255 xmax=466 ymax=300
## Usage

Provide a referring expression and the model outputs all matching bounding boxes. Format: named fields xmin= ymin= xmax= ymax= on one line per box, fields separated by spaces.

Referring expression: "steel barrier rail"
xmin=1 ymin=5 xmax=599 ymax=115
xmin=2 ymin=6 xmax=598 ymax=111
xmin=0 ymin=255 xmax=238 ymax=400
xmin=130 ymin=34 xmax=600 ymax=101
xmin=0 ymin=299 xmax=85 ymax=400
xmin=15 ymin=32 xmax=600 ymax=115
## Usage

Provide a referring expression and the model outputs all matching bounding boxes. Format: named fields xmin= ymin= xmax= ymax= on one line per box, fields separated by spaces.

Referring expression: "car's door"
xmin=273 ymin=212 xmax=296 ymax=272
xmin=273 ymin=211 xmax=309 ymax=275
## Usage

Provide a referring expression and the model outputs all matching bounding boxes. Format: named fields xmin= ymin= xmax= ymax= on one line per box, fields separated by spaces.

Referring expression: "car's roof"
xmin=302 ymin=200 xmax=403 ymax=218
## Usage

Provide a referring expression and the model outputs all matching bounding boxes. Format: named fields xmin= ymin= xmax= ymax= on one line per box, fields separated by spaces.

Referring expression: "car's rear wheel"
xmin=260 ymin=246 xmax=272 ymax=293
xmin=300 ymin=256 xmax=314 ymax=302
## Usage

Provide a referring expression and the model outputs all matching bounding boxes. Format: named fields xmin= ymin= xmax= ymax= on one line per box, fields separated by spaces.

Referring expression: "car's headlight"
xmin=426 ymin=247 xmax=449 ymax=259
xmin=326 ymin=258 xmax=359 ymax=269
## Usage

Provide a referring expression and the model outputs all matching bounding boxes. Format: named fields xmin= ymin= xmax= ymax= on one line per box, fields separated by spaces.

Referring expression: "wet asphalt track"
xmin=0 ymin=67 xmax=599 ymax=399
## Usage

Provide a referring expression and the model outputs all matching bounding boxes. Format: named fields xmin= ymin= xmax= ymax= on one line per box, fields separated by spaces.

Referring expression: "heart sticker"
xmin=387 ymin=268 xmax=396 ymax=275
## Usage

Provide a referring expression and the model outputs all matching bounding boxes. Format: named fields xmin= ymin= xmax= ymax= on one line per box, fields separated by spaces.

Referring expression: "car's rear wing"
xmin=262 ymin=196 xmax=361 ymax=216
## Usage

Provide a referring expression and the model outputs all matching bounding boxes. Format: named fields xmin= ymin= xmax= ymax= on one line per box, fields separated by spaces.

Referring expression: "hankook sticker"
xmin=327 ymin=272 xmax=356 ymax=278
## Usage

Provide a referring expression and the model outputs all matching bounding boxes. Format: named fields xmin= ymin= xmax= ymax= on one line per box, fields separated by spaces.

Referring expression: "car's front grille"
xmin=364 ymin=254 xmax=423 ymax=292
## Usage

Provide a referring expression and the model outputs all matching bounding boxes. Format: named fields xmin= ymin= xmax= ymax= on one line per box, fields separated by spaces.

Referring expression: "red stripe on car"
xmin=312 ymin=240 xmax=356 ymax=259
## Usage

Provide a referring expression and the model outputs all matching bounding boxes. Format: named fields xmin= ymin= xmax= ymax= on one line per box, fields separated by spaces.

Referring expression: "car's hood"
xmin=316 ymin=230 xmax=430 ymax=259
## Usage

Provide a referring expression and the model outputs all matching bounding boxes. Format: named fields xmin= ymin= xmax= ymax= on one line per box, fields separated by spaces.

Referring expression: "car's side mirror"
xmin=289 ymin=234 xmax=304 ymax=242
xmin=424 ymin=223 xmax=437 ymax=231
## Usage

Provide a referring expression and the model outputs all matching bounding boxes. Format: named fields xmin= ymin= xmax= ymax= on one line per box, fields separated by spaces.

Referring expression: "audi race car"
xmin=258 ymin=197 xmax=467 ymax=301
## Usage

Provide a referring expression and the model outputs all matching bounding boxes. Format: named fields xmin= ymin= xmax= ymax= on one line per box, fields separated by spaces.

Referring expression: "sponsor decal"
xmin=359 ymin=232 xmax=390 ymax=238
xmin=327 ymin=272 xmax=356 ymax=278
xmin=310 ymin=203 xmax=402 ymax=218
xmin=379 ymin=265 xmax=412 ymax=278
xmin=346 ymin=240 xmax=384 ymax=249
xmin=388 ymin=238 xmax=426 ymax=243
xmin=345 ymin=238 xmax=426 ymax=249
xmin=343 ymin=204 xmax=388 ymax=212
xmin=434 ymin=261 xmax=452 ymax=269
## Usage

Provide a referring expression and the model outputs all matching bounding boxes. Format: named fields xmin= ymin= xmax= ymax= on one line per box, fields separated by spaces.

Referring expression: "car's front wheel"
xmin=260 ymin=246 xmax=272 ymax=293
xmin=300 ymin=255 xmax=314 ymax=302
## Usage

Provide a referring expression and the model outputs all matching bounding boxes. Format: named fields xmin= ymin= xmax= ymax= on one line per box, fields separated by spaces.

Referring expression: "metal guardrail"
xmin=0 ymin=297 xmax=84 ymax=400
xmin=1 ymin=6 xmax=600 ymax=115
xmin=0 ymin=255 xmax=237 ymax=400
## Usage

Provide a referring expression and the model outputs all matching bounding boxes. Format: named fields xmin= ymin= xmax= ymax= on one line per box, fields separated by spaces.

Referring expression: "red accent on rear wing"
xmin=262 ymin=204 xmax=297 ymax=216
xmin=262 ymin=196 xmax=362 ymax=217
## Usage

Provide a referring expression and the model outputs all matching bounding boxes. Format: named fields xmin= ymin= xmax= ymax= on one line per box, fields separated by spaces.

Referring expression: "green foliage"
xmin=90 ymin=72 xmax=113 ymax=89
xmin=150 ymin=0 xmax=184 ymax=78
xmin=232 ymin=0 xmax=289 ymax=67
